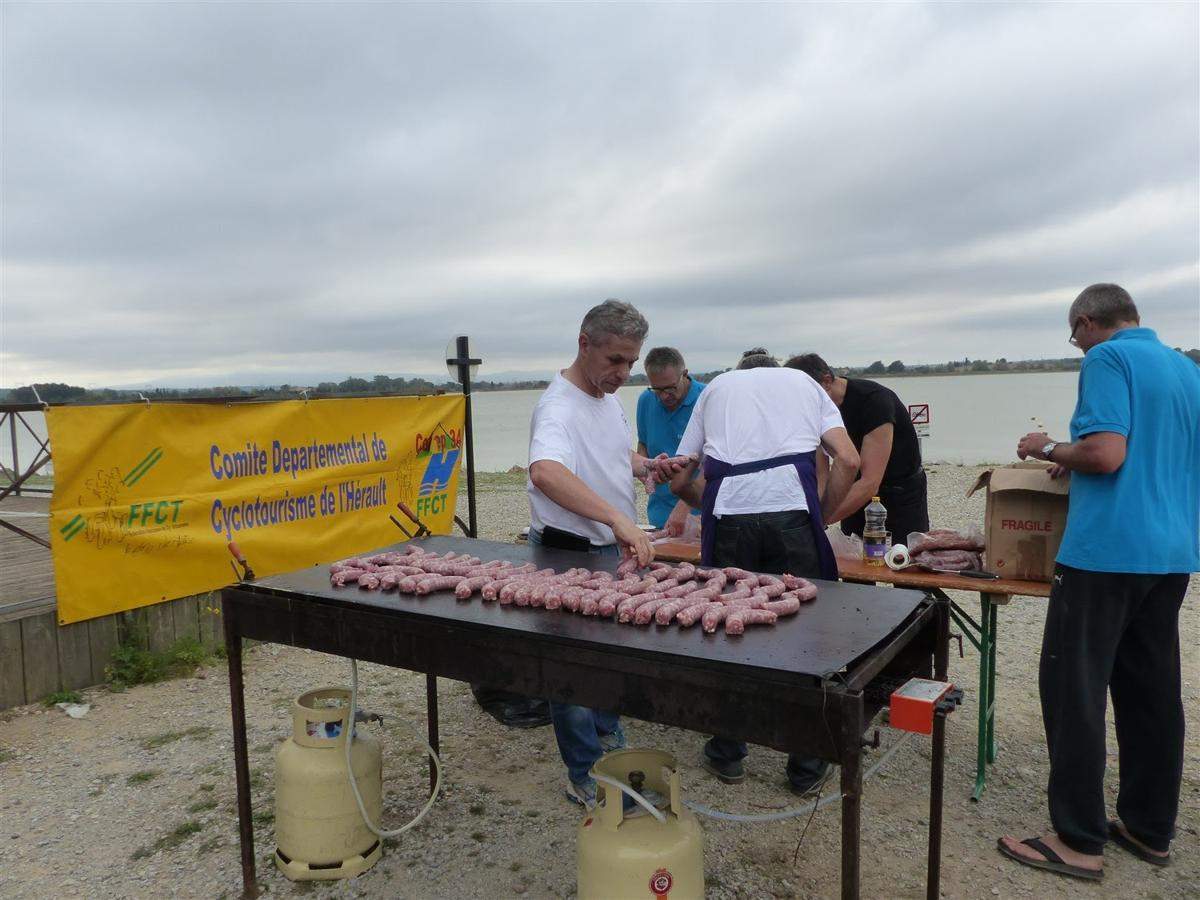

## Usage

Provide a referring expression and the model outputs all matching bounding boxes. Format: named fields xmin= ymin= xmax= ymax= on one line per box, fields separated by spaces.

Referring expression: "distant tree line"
xmin=4 ymin=350 xmax=1196 ymax=405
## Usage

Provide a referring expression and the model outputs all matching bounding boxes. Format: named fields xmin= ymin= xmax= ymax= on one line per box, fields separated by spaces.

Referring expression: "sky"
xmin=2 ymin=2 xmax=1197 ymax=388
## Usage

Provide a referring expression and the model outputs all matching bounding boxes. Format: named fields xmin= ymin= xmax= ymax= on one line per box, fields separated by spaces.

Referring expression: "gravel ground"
xmin=0 ymin=465 xmax=1195 ymax=899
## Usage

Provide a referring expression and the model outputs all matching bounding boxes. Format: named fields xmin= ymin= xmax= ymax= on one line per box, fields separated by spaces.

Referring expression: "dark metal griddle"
xmin=248 ymin=535 xmax=925 ymax=681
xmin=222 ymin=535 xmax=950 ymax=900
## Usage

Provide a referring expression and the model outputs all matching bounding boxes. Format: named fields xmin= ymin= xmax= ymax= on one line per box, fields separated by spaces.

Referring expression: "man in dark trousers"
xmin=785 ymin=353 xmax=928 ymax=544
xmin=998 ymin=284 xmax=1199 ymax=881
xmin=671 ymin=349 xmax=860 ymax=792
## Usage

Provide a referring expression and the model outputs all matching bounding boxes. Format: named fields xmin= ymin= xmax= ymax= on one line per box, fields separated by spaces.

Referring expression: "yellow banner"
xmin=47 ymin=396 xmax=466 ymax=624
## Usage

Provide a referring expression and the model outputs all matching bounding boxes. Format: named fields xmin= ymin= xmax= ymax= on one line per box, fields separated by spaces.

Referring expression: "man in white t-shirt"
xmin=671 ymin=349 xmax=860 ymax=792
xmin=527 ymin=298 xmax=682 ymax=809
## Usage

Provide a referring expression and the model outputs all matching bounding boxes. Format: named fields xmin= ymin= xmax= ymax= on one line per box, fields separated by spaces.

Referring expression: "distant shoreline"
xmin=468 ymin=368 xmax=1084 ymax=392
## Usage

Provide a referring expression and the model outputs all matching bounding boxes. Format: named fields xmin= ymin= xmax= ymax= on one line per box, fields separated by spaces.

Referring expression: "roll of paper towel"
xmin=885 ymin=544 xmax=910 ymax=571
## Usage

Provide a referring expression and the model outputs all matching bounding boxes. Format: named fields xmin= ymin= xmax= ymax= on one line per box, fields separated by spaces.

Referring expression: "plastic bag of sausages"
xmin=905 ymin=527 xmax=984 ymax=555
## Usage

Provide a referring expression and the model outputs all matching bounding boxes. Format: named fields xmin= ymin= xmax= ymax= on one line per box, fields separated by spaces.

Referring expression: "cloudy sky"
xmin=2 ymin=2 xmax=1197 ymax=388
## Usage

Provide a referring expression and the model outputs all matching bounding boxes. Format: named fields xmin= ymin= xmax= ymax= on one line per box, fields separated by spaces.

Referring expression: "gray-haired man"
xmin=998 ymin=284 xmax=1199 ymax=881
xmin=527 ymin=298 xmax=682 ymax=808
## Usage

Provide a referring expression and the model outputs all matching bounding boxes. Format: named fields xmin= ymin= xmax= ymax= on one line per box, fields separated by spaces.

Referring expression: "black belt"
xmin=536 ymin=525 xmax=614 ymax=553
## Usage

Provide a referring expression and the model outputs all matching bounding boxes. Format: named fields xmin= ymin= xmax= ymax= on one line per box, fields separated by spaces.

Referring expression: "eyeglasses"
xmin=1068 ymin=319 xmax=1083 ymax=347
xmin=649 ymin=371 xmax=687 ymax=395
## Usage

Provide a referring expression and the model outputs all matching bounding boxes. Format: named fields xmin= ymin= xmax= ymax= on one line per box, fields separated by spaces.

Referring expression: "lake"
xmin=3 ymin=371 xmax=1081 ymax=480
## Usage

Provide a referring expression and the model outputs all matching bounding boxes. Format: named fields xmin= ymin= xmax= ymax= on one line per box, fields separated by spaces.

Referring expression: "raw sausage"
xmin=725 ymin=608 xmax=778 ymax=635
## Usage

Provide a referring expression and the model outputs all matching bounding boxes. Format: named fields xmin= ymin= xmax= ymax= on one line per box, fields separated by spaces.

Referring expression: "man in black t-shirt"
xmin=785 ymin=354 xmax=929 ymax=544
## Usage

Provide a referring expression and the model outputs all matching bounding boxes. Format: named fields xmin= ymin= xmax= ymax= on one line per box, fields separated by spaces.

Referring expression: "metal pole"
xmin=224 ymin=604 xmax=258 ymax=898
xmin=456 ymin=335 xmax=478 ymax=538
xmin=926 ymin=709 xmax=948 ymax=900
xmin=9 ymin=414 xmax=19 ymax=497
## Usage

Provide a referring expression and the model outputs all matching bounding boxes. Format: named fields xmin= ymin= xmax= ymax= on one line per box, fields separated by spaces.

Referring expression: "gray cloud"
xmin=2 ymin=2 xmax=1197 ymax=387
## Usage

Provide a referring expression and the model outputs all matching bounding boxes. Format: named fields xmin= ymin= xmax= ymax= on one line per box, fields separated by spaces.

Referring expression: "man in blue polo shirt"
xmin=998 ymin=284 xmax=1199 ymax=882
xmin=636 ymin=347 xmax=705 ymax=535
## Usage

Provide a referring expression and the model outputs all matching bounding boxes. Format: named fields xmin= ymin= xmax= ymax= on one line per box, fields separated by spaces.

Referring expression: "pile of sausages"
xmin=906 ymin=528 xmax=985 ymax=572
xmin=328 ymin=546 xmax=817 ymax=635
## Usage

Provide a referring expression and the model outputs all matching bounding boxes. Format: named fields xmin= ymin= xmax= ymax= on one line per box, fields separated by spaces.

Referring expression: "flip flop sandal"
xmin=996 ymin=837 xmax=1104 ymax=881
xmin=1108 ymin=821 xmax=1171 ymax=868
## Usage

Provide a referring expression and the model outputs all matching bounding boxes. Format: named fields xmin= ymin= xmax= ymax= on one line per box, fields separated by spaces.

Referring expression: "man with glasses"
xmin=636 ymin=347 xmax=706 ymax=535
xmin=997 ymin=284 xmax=1199 ymax=882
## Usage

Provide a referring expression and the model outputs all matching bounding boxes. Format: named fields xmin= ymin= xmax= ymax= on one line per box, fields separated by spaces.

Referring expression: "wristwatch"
xmin=1041 ymin=441 xmax=1059 ymax=460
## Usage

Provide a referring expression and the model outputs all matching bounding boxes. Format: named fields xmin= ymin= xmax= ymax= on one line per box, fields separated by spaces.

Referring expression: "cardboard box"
xmin=967 ymin=462 xmax=1070 ymax=582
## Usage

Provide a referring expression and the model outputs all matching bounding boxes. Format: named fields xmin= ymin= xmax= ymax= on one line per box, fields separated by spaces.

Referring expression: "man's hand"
xmin=1017 ymin=432 xmax=1052 ymax=461
xmin=1049 ymin=464 xmax=1069 ymax=479
xmin=649 ymin=452 xmax=690 ymax=484
xmin=670 ymin=455 xmax=704 ymax=509
xmin=633 ymin=452 xmax=691 ymax=492
xmin=664 ymin=503 xmax=690 ymax=538
xmin=611 ymin=515 xmax=654 ymax=566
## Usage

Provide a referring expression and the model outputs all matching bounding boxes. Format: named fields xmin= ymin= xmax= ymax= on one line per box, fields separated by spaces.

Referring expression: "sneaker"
xmin=787 ymin=761 xmax=832 ymax=797
xmin=701 ymin=755 xmax=746 ymax=785
xmin=565 ymin=778 xmax=597 ymax=810
xmin=598 ymin=726 xmax=627 ymax=753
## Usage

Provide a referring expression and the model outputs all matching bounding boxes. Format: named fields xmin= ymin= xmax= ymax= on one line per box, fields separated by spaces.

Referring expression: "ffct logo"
xmin=415 ymin=449 xmax=460 ymax=517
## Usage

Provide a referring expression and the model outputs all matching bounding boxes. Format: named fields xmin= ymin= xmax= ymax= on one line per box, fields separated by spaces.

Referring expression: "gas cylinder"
xmin=577 ymin=749 xmax=704 ymax=899
xmin=273 ymin=687 xmax=383 ymax=881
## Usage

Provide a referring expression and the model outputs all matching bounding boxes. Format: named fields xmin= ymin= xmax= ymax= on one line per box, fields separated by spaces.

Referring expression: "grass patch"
xmin=252 ymin=742 xmax=275 ymax=754
xmin=509 ymin=862 xmax=523 ymax=872
xmin=197 ymin=837 xmax=221 ymax=855
xmin=196 ymin=783 xmax=215 ymax=793
xmin=470 ymin=830 xmax=487 ymax=842
xmin=188 ymin=798 xmax=219 ymax=813
xmin=126 ymin=770 xmax=160 ymax=785
xmin=142 ymin=725 xmax=212 ymax=750
xmin=469 ymin=802 xmax=486 ymax=815
xmin=106 ymin=628 xmax=224 ymax=691
xmin=0 ymin=750 xmax=15 ymax=764
xmin=523 ymin=809 xmax=540 ymax=818
xmin=252 ymin=810 xmax=274 ymax=826
xmin=42 ymin=690 xmax=84 ymax=707
xmin=130 ymin=820 xmax=204 ymax=860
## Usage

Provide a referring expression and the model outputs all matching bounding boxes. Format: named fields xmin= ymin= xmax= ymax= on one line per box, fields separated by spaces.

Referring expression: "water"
xmin=468 ymin=371 xmax=1081 ymax=470
xmin=2 ymin=410 xmax=54 ymax=478
xmin=1 ymin=372 xmax=1082 ymax=480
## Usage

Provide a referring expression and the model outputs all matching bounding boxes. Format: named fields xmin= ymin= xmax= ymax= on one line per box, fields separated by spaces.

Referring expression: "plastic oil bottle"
xmin=862 ymin=496 xmax=888 ymax=567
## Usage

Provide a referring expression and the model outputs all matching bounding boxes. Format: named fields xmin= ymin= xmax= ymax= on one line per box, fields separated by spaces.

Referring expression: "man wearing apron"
xmin=671 ymin=352 xmax=861 ymax=793
xmin=785 ymin=353 xmax=929 ymax=545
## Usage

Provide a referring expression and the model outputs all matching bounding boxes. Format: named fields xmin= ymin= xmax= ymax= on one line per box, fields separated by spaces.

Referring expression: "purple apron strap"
xmin=699 ymin=452 xmax=837 ymax=579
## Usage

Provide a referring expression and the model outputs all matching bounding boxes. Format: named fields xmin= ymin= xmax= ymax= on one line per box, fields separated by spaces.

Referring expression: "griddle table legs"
xmin=926 ymin=706 xmax=948 ymax=900
xmin=840 ymin=749 xmax=863 ymax=899
xmin=224 ymin=620 xmax=258 ymax=898
xmin=426 ymin=673 xmax=440 ymax=796
xmin=948 ymin=592 xmax=1000 ymax=800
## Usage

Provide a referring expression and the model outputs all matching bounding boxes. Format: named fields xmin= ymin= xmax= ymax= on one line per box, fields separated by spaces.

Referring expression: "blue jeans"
xmin=551 ymin=704 xmax=622 ymax=785
xmin=528 ymin=526 xmax=622 ymax=784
